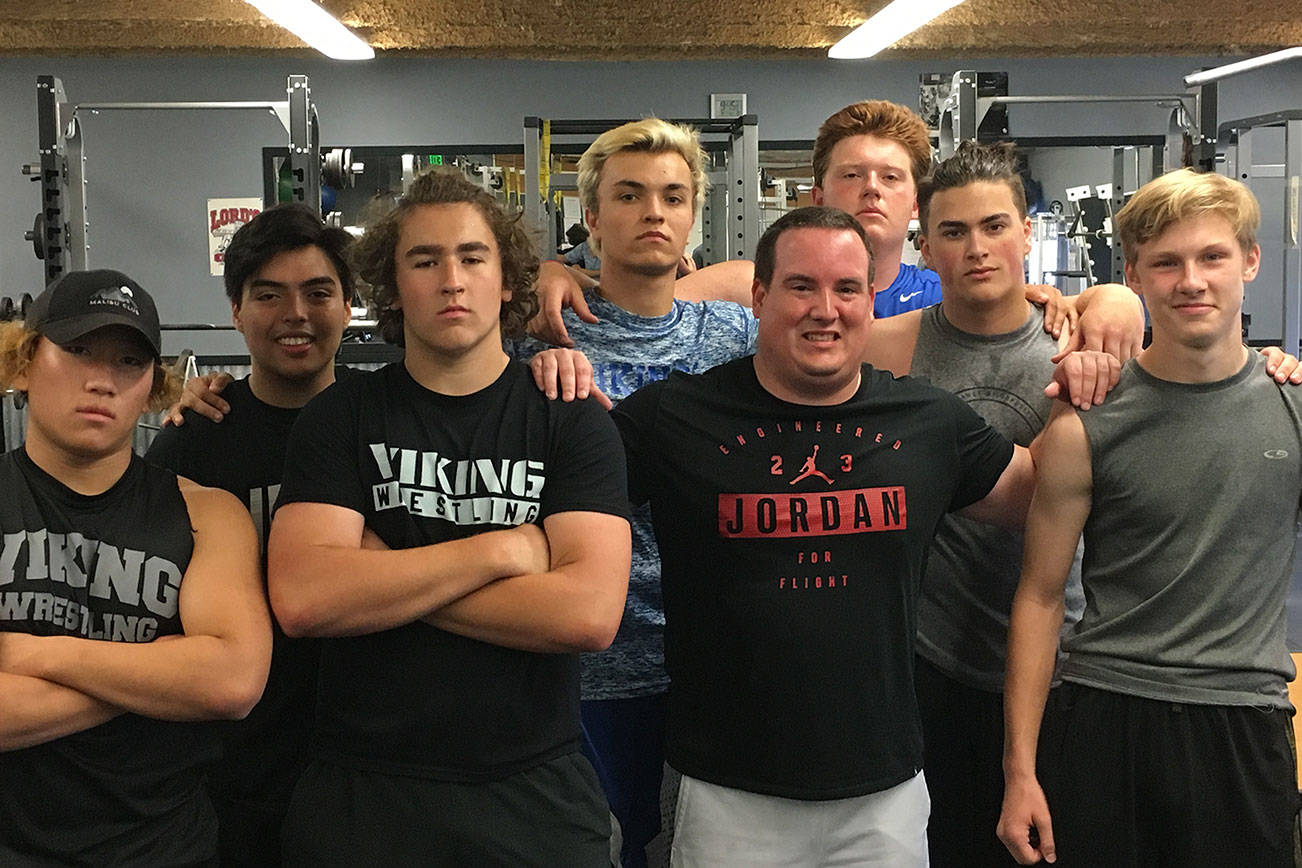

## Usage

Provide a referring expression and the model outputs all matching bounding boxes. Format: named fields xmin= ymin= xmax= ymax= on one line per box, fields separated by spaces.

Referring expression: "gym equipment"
xmin=932 ymin=70 xmax=1205 ymax=284
xmin=931 ymin=49 xmax=1302 ymax=349
xmin=23 ymin=74 xmax=326 ymax=284
xmin=522 ymin=116 xmax=761 ymax=266
xmin=1195 ymin=52 xmax=1302 ymax=353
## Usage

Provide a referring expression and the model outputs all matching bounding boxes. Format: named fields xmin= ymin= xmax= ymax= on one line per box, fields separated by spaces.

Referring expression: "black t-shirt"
xmin=277 ymin=360 xmax=630 ymax=782
xmin=613 ymin=357 xmax=1013 ymax=800
xmin=147 ymin=371 xmax=355 ymax=812
xmin=0 ymin=450 xmax=217 ymax=866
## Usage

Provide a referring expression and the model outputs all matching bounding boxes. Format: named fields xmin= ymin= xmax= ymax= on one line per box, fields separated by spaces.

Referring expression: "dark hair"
xmin=352 ymin=169 xmax=540 ymax=346
xmin=222 ymin=204 xmax=354 ymax=306
xmin=917 ymin=141 xmax=1027 ymax=233
xmin=753 ymin=207 xmax=875 ymax=287
xmin=812 ymin=100 xmax=933 ymax=188
xmin=565 ymin=223 xmax=589 ymax=247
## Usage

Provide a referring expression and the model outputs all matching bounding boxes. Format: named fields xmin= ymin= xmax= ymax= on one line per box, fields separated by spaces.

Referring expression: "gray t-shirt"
xmin=510 ymin=290 xmax=757 ymax=699
xmin=911 ymin=303 xmax=1084 ymax=692
xmin=1066 ymin=353 xmax=1300 ymax=708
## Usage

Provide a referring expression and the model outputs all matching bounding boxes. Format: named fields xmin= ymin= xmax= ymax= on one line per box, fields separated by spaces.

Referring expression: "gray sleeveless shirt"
xmin=1065 ymin=354 xmax=1299 ymax=708
xmin=912 ymin=303 xmax=1085 ymax=691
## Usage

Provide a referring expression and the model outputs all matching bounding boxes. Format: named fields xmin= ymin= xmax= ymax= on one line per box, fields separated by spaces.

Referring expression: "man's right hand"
xmin=503 ymin=521 xmax=551 ymax=576
xmin=162 ymin=372 xmax=234 ymax=426
xmin=528 ymin=261 xmax=599 ymax=348
xmin=997 ymin=773 xmax=1057 ymax=864
xmin=1045 ymin=350 xmax=1122 ymax=410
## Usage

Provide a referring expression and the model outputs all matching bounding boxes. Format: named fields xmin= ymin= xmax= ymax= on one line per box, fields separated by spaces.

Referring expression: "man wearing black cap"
xmin=0 ymin=269 xmax=272 ymax=867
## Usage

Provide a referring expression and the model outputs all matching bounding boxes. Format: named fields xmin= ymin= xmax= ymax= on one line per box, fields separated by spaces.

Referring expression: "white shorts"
xmin=669 ymin=769 xmax=930 ymax=867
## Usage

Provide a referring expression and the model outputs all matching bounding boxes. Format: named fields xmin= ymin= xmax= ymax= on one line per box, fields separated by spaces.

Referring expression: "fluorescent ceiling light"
xmin=245 ymin=0 xmax=375 ymax=60
xmin=829 ymin=0 xmax=965 ymax=60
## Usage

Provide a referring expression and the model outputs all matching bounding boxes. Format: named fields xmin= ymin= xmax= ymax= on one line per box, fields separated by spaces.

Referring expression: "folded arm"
xmin=422 ymin=510 xmax=631 ymax=653
xmin=268 ymin=501 xmax=551 ymax=638
xmin=0 ymin=483 xmax=271 ymax=722
xmin=0 ymin=672 xmax=122 ymax=751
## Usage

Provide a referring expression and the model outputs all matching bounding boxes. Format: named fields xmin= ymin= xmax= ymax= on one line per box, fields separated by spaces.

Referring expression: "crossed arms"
xmin=268 ymin=502 xmax=630 ymax=654
xmin=0 ymin=482 xmax=271 ymax=751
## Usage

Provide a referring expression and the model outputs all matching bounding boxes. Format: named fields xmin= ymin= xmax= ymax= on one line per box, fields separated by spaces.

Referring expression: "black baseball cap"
xmin=26 ymin=269 xmax=162 ymax=361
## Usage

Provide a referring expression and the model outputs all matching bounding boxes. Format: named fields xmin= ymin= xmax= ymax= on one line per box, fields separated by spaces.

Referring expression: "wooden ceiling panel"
xmin=0 ymin=0 xmax=1296 ymax=59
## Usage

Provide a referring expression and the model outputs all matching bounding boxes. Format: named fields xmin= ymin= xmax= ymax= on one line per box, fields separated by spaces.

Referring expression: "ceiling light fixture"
xmin=828 ymin=0 xmax=966 ymax=60
xmin=244 ymin=0 xmax=374 ymax=60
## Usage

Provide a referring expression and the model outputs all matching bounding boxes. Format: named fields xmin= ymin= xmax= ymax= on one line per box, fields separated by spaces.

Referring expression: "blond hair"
xmin=576 ymin=118 xmax=709 ymax=217
xmin=0 ymin=321 xmax=181 ymax=412
xmin=1116 ymin=169 xmax=1260 ymax=264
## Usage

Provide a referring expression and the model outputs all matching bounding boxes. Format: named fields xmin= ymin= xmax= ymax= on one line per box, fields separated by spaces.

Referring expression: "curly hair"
xmin=812 ymin=100 xmax=933 ymax=189
xmin=0 ymin=321 xmax=181 ymax=413
xmin=352 ymin=169 xmax=540 ymax=345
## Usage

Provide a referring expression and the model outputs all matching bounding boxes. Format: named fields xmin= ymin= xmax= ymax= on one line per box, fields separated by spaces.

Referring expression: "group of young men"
xmin=1 ymin=95 xmax=1299 ymax=868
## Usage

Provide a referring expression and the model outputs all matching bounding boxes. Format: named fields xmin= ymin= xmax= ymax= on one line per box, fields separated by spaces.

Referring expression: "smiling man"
xmin=998 ymin=169 xmax=1302 ymax=866
xmin=267 ymin=169 xmax=631 ymax=866
xmin=146 ymin=204 xmax=355 ymax=866
xmin=613 ymin=206 xmax=1035 ymax=866
xmin=0 ymin=270 xmax=270 ymax=867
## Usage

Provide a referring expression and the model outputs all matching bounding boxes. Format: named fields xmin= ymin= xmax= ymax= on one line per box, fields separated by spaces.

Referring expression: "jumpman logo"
xmin=789 ymin=444 xmax=834 ymax=486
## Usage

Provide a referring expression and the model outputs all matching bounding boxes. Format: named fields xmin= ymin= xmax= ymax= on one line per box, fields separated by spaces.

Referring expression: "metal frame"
xmin=522 ymin=115 xmax=760 ymax=263
xmin=937 ymin=69 xmax=1193 ymax=161
xmin=1219 ymin=110 xmax=1302 ymax=352
xmin=27 ymin=74 xmax=319 ymax=279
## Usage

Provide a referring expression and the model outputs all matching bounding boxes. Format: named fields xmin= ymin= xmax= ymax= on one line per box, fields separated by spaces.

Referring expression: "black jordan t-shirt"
xmin=0 ymin=450 xmax=216 ymax=866
xmin=277 ymin=360 xmax=630 ymax=782
xmin=613 ymin=357 xmax=1012 ymax=799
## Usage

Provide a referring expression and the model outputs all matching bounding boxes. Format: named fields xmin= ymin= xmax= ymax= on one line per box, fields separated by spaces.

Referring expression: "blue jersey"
xmin=875 ymin=263 xmax=942 ymax=319
xmin=510 ymin=291 xmax=757 ymax=699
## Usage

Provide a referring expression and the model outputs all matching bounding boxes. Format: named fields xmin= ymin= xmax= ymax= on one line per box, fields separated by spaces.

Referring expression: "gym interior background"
xmin=0 ymin=15 xmax=1299 ymax=620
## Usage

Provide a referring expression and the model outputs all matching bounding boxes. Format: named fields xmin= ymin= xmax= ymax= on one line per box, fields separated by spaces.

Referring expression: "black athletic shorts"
xmin=914 ymin=655 xmax=1021 ymax=867
xmin=1037 ymin=682 xmax=1299 ymax=868
xmin=281 ymin=752 xmax=610 ymax=867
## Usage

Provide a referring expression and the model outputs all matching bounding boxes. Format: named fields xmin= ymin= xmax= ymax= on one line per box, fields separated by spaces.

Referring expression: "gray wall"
xmin=2 ymin=54 xmax=1299 ymax=356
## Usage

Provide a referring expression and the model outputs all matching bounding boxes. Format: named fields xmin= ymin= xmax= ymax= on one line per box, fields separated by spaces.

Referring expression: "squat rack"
xmin=24 ymin=74 xmax=323 ymax=285
xmin=522 ymin=115 xmax=761 ymax=265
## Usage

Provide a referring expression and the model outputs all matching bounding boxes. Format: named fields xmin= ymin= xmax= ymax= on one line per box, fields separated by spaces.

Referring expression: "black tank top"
xmin=0 ymin=449 xmax=220 ymax=866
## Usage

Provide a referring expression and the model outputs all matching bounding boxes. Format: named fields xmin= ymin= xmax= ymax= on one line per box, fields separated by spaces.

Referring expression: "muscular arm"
xmin=996 ymin=404 xmax=1092 ymax=865
xmin=267 ymin=501 xmax=550 ymax=638
xmin=422 ymin=511 xmax=631 ymax=653
xmin=674 ymin=259 xmax=755 ymax=306
xmin=958 ymin=443 xmax=1036 ymax=530
xmin=861 ymin=308 xmax=923 ymax=376
xmin=0 ymin=672 xmax=122 ymax=751
xmin=0 ymin=483 xmax=272 ymax=722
